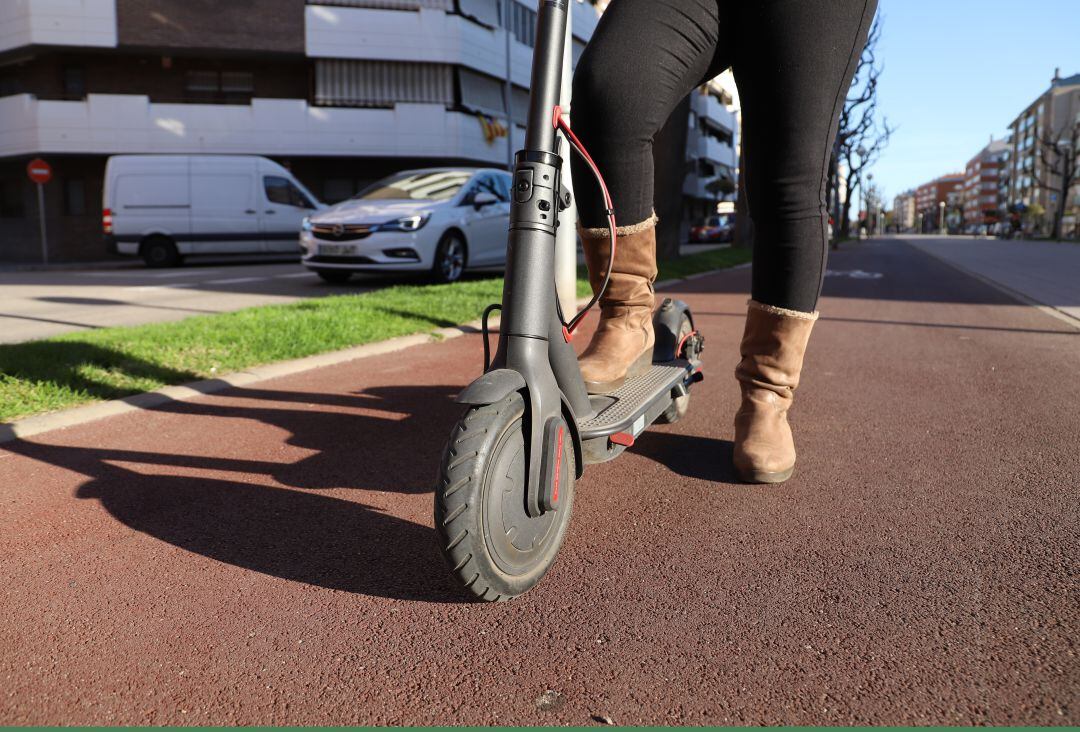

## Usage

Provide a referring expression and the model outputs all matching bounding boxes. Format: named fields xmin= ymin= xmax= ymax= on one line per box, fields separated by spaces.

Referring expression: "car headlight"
xmin=374 ymin=214 xmax=430 ymax=232
xmin=301 ymin=216 xmax=313 ymax=232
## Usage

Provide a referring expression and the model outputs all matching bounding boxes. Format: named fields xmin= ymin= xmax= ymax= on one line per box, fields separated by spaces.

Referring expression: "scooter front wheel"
xmin=435 ymin=392 xmax=575 ymax=601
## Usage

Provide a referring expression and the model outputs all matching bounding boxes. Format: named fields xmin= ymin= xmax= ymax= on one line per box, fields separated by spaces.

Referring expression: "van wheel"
xmin=431 ymin=232 xmax=467 ymax=284
xmin=316 ymin=270 xmax=352 ymax=284
xmin=141 ymin=236 xmax=181 ymax=268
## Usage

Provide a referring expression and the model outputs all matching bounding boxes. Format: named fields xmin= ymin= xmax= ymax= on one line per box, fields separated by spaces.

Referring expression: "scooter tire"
xmin=435 ymin=392 xmax=575 ymax=601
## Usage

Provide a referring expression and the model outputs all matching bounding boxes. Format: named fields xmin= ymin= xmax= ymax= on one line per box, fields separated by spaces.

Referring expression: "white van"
xmin=103 ymin=155 xmax=323 ymax=267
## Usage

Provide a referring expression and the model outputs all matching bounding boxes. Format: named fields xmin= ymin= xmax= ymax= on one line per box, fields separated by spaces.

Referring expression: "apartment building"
xmin=960 ymin=138 xmax=1008 ymax=231
xmin=892 ymin=190 xmax=915 ymax=233
xmin=0 ymin=0 xmax=743 ymax=263
xmin=914 ymin=173 xmax=964 ymax=232
xmin=1004 ymin=69 xmax=1080 ymax=235
xmin=683 ymin=76 xmax=738 ymax=225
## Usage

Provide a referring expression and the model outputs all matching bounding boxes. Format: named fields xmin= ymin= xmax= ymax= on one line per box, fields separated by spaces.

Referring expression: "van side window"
xmin=264 ymin=176 xmax=315 ymax=209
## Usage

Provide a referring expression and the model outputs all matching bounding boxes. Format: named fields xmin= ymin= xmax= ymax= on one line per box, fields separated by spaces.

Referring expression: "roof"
xmin=1052 ymin=72 xmax=1080 ymax=88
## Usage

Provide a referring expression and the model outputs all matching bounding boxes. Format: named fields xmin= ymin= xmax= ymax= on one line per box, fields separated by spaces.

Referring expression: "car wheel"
xmin=431 ymin=232 xmax=467 ymax=284
xmin=141 ymin=235 xmax=181 ymax=268
xmin=316 ymin=270 xmax=352 ymax=284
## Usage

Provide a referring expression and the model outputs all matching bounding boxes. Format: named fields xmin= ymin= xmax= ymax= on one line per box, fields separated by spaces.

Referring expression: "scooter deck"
xmin=578 ymin=360 xmax=698 ymax=465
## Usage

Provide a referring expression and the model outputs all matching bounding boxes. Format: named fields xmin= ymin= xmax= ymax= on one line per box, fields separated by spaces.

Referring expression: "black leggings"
xmin=571 ymin=0 xmax=877 ymax=312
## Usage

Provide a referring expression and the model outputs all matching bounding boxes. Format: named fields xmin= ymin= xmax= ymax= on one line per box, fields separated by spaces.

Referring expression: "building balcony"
xmin=0 ymin=0 xmax=117 ymax=54
xmin=697 ymin=135 xmax=736 ymax=169
xmin=305 ymin=2 xmax=597 ymax=88
xmin=691 ymin=92 xmax=736 ymax=135
xmin=683 ymin=173 xmax=714 ymax=200
xmin=0 ymin=93 xmax=523 ymax=164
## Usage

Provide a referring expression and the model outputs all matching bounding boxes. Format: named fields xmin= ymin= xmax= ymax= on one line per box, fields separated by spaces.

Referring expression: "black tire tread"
xmin=434 ymin=392 xmax=574 ymax=602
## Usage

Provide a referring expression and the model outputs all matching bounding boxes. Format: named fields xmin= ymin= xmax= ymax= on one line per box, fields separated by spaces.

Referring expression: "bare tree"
xmin=1033 ymin=119 xmax=1079 ymax=240
xmin=827 ymin=16 xmax=894 ymax=243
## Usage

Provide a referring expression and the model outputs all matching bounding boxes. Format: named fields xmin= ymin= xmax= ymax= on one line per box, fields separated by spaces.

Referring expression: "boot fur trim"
xmin=580 ymin=211 xmax=658 ymax=239
xmin=747 ymin=299 xmax=819 ymax=321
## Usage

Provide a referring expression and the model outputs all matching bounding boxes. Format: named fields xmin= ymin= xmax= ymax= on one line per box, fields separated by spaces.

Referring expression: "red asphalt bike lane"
xmin=0 ymin=238 xmax=1076 ymax=725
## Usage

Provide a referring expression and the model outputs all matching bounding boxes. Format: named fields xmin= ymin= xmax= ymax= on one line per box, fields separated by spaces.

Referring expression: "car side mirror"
xmin=473 ymin=192 xmax=498 ymax=208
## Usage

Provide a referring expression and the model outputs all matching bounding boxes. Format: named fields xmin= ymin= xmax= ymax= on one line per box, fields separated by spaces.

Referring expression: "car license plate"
xmin=320 ymin=244 xmax=355 ymax=256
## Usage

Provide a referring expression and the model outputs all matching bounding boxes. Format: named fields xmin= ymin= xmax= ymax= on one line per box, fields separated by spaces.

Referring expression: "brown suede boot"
xmin=733 ymin=300 xmax=819 ymax=484
xmin=577 ymin=217 xmax=658 ymax=394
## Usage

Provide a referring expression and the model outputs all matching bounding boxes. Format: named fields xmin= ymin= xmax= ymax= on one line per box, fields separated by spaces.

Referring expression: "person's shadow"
xmin=7 ymin=384 xmax=472 ymax=603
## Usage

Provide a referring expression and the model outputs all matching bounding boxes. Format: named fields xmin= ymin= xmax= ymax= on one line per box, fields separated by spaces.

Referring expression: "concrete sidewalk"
xmin=0 ymin=239 xmax=1076 ymax=725
xmin=903 ymin=235 xmax=1080 ymax=322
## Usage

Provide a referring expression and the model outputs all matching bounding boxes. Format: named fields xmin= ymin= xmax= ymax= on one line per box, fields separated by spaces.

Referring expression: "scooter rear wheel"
xmin=658 ymin=313 xmax=695 ymax=424
xmin=435 ymin=392 xmax=575 ymax=601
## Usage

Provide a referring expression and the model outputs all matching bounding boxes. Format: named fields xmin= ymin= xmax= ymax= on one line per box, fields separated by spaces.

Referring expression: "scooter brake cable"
xmin=554 ymin=113 xmax=617 ymax=334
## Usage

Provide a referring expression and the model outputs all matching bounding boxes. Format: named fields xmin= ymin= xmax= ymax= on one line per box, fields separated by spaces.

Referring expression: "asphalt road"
xmin=905 ymin=235 xmax=1080 ymax=323
xmin=0 ymin=261 xmax=371 ymax=344
xmin=0 ymin=238 xmax=1076 ymax=725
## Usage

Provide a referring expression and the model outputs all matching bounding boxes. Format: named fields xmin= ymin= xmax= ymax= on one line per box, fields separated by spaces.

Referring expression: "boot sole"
xmin=584 ymin=348 xmax=653 ymax=395
xmin=735 ymin=465 xmax=795 ymax=484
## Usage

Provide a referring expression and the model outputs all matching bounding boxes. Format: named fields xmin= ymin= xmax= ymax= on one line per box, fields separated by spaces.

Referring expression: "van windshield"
xmin=353 ymin=170 xmax=473 ymax=202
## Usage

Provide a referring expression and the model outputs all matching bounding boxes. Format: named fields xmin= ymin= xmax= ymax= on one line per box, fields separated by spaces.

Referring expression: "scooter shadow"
xmin=632 ymin=431 xmax=739 ymax=484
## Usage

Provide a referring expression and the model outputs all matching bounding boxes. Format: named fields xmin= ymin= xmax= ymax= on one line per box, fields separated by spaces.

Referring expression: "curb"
xmin=0 ymin=262 xmax=745 ymax=444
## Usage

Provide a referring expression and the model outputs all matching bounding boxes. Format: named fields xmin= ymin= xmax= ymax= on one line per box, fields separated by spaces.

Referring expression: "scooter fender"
xmin=456 ymin=368 xmax=584 ymax=481
xmin=455 ymin=369 xmax=526 ymax=405
xmin=652 ymin=297 xmax=695 ymax=362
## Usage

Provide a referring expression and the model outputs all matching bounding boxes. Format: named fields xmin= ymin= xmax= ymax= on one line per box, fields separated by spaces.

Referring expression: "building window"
xmin=314 ymin=60 xmax=453 ymax=107
xmin=64 ymin=179 xmax=87 ymax=216
xmin=0 ymin=179 xmax=25 ymax=218
xmin=185 ymin=70 xmax=255 ymax=104
xmin=501 ymin=0 xmax=536 ymax=47
xmin=63 ymin=67 xmax=86 ymax=99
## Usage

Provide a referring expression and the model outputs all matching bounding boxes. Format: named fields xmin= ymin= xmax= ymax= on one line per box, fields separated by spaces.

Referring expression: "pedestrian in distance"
xmin=570 ymin=0 xmax=878 ymax=483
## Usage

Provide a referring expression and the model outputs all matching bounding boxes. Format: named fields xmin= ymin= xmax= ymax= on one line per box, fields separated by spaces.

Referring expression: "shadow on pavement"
xmin=5 ymin=383 xmax=473 ymax=604
xmin=633 ymin=432 xmax=737 ymax=483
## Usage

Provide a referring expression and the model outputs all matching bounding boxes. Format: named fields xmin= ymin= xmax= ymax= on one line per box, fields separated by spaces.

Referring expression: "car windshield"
xmin=352 ymin=170 xmax=473 ymax=202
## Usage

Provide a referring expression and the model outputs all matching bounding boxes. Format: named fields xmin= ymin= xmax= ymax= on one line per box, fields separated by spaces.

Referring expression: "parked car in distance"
xmin=301 ymin=167 xmax=512 ymax=284
xmin=689 ymin=215 xmax=734 ymax=243
xmin=104 ymin=155 xmax=323 ymax=267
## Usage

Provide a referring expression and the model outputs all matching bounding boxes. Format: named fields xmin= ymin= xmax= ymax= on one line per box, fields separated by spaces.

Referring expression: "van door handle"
xmin=245 ymin=209 xmax=256 ymax=214
xmin=264 ymin=210 xmax=276 ymax=214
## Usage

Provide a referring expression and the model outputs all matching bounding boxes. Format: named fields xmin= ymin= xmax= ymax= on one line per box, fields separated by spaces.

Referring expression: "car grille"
xmin=312 ymin=224 xmax=374 ymax=242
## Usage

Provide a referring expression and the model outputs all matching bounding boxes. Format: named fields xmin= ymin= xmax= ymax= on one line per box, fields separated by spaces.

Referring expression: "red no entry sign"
xmin=27 ymin=158 xmax=52 ymax=184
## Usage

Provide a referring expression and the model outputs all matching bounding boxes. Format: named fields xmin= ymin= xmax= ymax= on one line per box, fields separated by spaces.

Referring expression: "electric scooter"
xmin=434 ymin=0 xmax=704 ymax=601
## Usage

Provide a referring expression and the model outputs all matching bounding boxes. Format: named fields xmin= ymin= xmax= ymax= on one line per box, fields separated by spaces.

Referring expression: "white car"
xmin=301 ymin=167 xmax=512 ymax=284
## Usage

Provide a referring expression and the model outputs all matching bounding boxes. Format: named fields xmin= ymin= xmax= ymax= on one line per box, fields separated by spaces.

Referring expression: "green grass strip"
xmin=0 ymin=246 xmax=750 ymax=423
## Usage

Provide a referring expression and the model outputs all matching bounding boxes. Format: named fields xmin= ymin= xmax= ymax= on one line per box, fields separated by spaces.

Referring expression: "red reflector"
xmin=610 ymin=432 xmax=634 ymax=447
xmin=552 ymin=425 xmax=564 ymax=503
xmin=102 ymin=208 xmax=113 ymax=234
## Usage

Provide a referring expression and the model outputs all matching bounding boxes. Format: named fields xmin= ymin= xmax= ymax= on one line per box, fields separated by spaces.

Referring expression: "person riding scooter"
xmin=570 ymin=0 xmax=877 ymax=484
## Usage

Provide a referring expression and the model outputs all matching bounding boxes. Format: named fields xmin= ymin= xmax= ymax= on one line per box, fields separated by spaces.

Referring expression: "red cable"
xmin=554 ymin=112 xmax=617 ymax=333
xmin=677 ymin=330 xmax=699 ymax=359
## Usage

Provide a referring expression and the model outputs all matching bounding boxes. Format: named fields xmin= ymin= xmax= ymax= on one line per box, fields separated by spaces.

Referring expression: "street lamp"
xmin=939 ymin=200 xmax=946 ymax=235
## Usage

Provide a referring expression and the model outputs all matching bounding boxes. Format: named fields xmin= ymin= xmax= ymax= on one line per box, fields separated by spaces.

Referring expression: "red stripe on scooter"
xmin=552 ymin=425 xmax=564 ymax=503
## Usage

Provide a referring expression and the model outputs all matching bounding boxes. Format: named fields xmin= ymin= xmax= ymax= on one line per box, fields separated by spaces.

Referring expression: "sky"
xmin=872 ymin=0 xmax=1080 ymax=201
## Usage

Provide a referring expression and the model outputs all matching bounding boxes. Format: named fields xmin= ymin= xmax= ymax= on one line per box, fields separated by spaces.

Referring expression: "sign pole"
xmin=36 ymin=181 xmax=48 ymax=265
xmin=26 ymin=158 xmax=53 ymax=265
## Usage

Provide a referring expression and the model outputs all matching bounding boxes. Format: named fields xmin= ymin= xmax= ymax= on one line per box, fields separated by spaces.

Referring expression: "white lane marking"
xmin=825 ymin=269 xmax=883 ymax=279
xmin=130 ymin=283 xmax=199 ymax=292
xmin=274 ymin=272 xmax=316 ymax=279
xmin=204 ymin=277 xmax=263 ymax=285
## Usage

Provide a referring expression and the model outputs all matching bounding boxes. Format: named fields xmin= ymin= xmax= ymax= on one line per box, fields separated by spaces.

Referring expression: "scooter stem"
xmin=491 ymin=0 xmax=590 ymax=518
